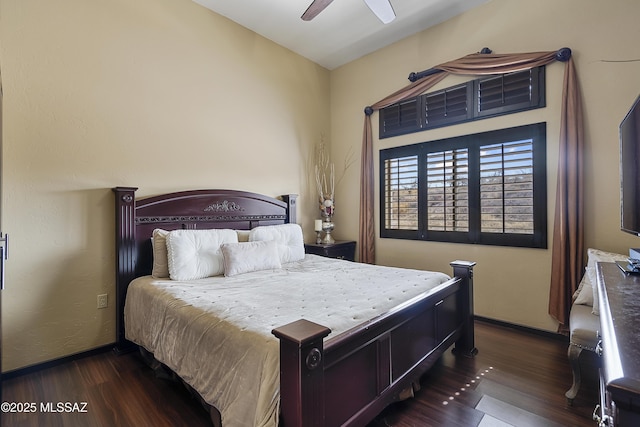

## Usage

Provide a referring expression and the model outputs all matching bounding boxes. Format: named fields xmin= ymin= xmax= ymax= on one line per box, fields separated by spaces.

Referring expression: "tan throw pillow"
xmin=151 ymin=229 xmax=170 ymax=278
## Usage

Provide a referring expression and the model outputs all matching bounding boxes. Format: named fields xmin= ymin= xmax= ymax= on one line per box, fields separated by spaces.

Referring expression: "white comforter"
xmin=124 ymin=255 xmax=450 ymax=427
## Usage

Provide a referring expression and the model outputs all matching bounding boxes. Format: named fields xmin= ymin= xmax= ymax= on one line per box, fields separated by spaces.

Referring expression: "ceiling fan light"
xmin=363 ymin=0 xmax=396 ymax=24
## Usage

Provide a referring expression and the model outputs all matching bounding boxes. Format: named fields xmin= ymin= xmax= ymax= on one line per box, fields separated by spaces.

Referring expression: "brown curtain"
xmin=358 ymin=72 xmax=448 ymax=264
xmin=359 ymin=49 xmax=583 ymax=327
xmin=549 ymin=58 xmax=585 ymax=327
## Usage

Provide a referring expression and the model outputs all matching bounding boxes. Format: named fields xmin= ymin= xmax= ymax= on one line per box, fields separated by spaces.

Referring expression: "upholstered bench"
xmin=565 ymin=303 xmax=599 ymax=404
xmin=565 ymin=248 xmax=628 ymax=405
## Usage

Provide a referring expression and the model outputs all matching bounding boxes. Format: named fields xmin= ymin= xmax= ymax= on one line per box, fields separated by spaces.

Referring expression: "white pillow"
xmin=249 ymin=224 xmax=305 ymax=264
xmin=151 ymin=229 xmax=170 ymax=278
xmin=166 ymin=229 xmax=238 ymax=280
xmin=221 ymin=241 xmax=282 ymax=277
xmin=584 ymin=248 xmax=628 ymax=315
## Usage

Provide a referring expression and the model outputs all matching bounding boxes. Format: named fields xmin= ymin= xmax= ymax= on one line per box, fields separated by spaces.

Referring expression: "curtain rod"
xmin=407 ymin=47 xmax=572 ymax=82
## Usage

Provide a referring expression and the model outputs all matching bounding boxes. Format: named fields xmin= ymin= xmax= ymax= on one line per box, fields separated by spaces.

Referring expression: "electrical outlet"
xmin=97 ymin=294 xmax=108 ymax=309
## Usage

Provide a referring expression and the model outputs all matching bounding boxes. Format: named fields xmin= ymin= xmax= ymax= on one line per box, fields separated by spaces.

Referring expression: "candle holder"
xmin=314 ymin=219 xmax=323 ymax=244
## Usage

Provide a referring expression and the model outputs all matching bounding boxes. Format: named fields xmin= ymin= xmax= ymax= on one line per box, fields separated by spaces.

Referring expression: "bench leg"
xmin=565 ymin=344 xmax=582 ymax=405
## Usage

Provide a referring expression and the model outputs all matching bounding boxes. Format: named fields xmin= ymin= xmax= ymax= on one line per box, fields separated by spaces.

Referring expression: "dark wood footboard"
xmin=272 ymin=261 xmax=476 ymax=427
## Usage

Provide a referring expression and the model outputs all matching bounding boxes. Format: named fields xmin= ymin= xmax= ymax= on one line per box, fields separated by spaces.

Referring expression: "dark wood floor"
xmin=370 ymin=320 xmax=599 ymax=427
xmin=2 ymin=320 xmax=599 ymax=426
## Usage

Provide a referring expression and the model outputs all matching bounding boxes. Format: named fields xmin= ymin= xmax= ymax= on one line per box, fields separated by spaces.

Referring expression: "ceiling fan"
xmin=301 ymin=0 xmax=396 ymax=24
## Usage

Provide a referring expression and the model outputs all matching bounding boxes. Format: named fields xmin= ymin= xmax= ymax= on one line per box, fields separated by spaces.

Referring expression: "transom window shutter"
xmin=381 ymin=99 xmax=420 ymax=136
xmin=477 ymin=69 xmax=540 ymax=116
xmin=379 ymin=67 xmax=545 ymax=139
xmin=424 ymin=84 xmax=470 ymax=127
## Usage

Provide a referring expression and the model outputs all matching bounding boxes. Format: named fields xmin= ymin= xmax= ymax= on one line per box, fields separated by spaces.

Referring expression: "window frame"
xmin=380 ymin=122 xmax=548 ymax=248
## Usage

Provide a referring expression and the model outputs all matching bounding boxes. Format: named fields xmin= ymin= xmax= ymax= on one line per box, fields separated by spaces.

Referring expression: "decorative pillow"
xmin=236 ymin=230 xmax=250 ymax=242
xmin=249 ymin=224 xmax=305 ymax=264
xmin=166 ymin=229 xmax=238 ymax=280
xmin=151 ymin=229 xmax=170 ymax=278
xmin=584 ymin=248 xmax=628 ymax=315
xmin=572 ymin=272 xmax=592 ymax=306
xmin=221 ymin=240 xmax=282 ymax=277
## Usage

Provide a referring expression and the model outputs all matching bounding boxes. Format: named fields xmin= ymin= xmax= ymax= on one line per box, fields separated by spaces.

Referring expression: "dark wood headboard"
xmin=112 ymin=187 xmax=297 ymax=350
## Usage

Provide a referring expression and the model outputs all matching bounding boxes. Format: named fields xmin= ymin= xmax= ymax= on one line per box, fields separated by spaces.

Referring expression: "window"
xmin=379 ymin=67 xmax=545 ymax=138
xmin=380 ymin=123 xmax=547 ymax=248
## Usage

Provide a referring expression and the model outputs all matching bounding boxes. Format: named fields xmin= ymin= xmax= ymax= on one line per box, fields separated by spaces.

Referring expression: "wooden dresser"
xmin=595 ymin=262 xmax=640 ymax=426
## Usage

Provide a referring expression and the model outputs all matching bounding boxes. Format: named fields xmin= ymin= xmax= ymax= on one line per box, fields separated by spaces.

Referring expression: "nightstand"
xmin=304 ymin=240 xmax=356 ymax=261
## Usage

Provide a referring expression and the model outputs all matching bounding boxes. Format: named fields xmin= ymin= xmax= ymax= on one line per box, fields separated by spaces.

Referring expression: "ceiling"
xmin=192 ymin=0 xmax=490 ymax=70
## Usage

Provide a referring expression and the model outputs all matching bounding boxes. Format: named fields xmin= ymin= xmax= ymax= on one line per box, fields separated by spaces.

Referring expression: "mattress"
xmin=124 ymin=254 xmax=450 ymax=427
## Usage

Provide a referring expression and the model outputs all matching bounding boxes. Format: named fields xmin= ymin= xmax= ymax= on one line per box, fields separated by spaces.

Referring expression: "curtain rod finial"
xmin=364 ymin=106 xmax=374 ymax=116
xmin=556 ymin=47 xmax=572 ymax=62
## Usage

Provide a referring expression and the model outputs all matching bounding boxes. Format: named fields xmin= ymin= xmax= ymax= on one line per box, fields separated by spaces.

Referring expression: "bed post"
xmin=450 ymin=260 xmax=478 ymax=357
xmin=272 ymin=319 xmax=331 ymax=427
xmin=112 ymin=186 xmax=138 ymax=353
xmin=281 ymin=194 xmax=298 ymax=224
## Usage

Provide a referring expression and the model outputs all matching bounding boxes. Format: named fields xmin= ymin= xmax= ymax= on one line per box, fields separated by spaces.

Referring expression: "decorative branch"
xmin=314 ymin=136 xmax=334 ymax=203
xmin=335 ymin=145 xmax=356 ymax=188
xmin=312 ymin=133 xmax=355 ymax=219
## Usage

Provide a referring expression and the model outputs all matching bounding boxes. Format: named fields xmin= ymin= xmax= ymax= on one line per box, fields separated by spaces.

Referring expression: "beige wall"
xmin=330 ymin=0 xmax=640 ymax=331
xmin=2 ymin=0 xmax=640 ymax=373
xmin=0 ymin=0 xmax=329 ymax=372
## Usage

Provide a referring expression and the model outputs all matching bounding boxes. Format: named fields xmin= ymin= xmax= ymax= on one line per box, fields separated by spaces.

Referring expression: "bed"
xmin=113 ymin=187 xmax=477 ymax=427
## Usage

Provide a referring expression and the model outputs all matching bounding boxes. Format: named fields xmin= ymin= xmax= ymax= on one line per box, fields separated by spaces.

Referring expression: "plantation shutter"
xmin=426 ymin=148 xmax=469 ymax=232
xmin=383 ymin=155 xmax=419 ymax=230
xmin=423 ymin=84 xmax=471 ymax=128
xmin=479 ymin=139 xmax=534 ymax=234
xmin=476 ymin=68 xmax=542 ymax=117
xmin=379 ymin=67 xmax=544 ymax=139
xmin=380 ymin=99 xmax=420 ymax=137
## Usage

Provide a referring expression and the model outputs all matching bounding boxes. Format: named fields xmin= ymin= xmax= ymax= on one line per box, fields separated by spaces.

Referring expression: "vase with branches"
xmin=314 ymin=136 xmax=355 ymax=244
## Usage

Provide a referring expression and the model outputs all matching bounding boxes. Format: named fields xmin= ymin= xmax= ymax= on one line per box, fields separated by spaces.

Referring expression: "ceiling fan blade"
xmin=363 ymin=0 xmax=396 ymax=24
xmin=301 ymin=0 xmax=335 ymax=21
